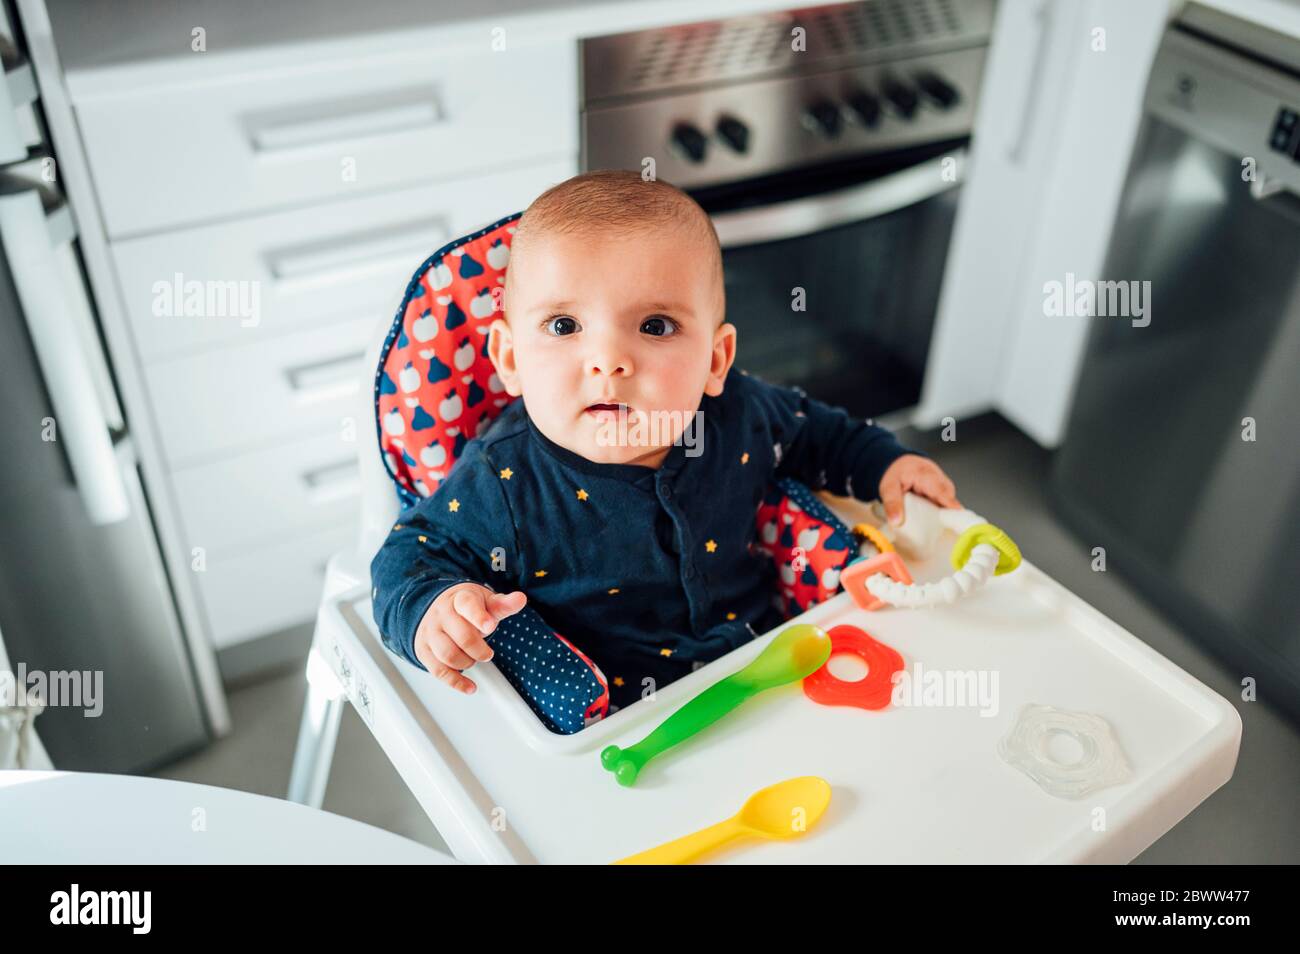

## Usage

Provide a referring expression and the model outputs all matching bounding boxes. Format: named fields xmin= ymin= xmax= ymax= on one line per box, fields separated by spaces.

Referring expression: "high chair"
xmin=286 ymin=215 xmax=1241 ymax=864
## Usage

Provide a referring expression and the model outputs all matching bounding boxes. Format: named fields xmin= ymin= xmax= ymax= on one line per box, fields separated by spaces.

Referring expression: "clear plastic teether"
xmin=998 ymin=703 xmax=1132 ymax=799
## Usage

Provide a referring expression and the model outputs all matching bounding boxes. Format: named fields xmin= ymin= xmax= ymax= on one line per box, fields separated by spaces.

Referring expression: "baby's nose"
xmin=587 ymin=353 xmax=632 ymax=376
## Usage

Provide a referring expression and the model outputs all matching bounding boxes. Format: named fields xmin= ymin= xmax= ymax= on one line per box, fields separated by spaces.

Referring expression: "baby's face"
xmin=490 ymin=229 xmax=736 ymax=468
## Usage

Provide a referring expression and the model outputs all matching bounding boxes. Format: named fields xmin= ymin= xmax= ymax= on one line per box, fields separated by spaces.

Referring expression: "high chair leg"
xmin=287 ymin=643 xmax=346 ymax=807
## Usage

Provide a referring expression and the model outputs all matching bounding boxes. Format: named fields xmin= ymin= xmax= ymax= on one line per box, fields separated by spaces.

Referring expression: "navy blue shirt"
xmin=370 ymin=367 xmax=915 ymax=690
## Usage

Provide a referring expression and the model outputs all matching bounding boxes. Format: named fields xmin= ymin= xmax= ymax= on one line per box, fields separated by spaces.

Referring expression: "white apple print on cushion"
xmin=439 ymin=390 xmax=463 ymax=422
xmin=760 ymin=519 xmax=778 ymax=544
xmin=821 ymin=567 xmax=841 ymax=590
xmin=780 ymin=563 xmax=796 ymax=585
xmin=383 ymin=408 xmax=405 ymax=436
xmin=452 ymin=340 xmax=475 ymax=371
xmin=399 ymin=362 xmax=420 ymax=393
xmin=486 ymin=240 xmax=509 ymax=270
xmin=412 ymin=310 xmax=438 ymax=343
xmin=419 ymin=442 xmax=447 ymax=470
xmin=796 ymin=526 xmax=820 ymax=553
xmin=430 ymin=262 xmax=452 ymax=291
xmin=470 ymin=289 xmax=495 ymax=319
xmin=487 ymin=372 xmax=505 ymax=393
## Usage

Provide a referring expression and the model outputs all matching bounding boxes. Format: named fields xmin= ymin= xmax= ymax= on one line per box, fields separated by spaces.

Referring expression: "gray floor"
xmin=154 ymin=414 xmax=1300 ymax=863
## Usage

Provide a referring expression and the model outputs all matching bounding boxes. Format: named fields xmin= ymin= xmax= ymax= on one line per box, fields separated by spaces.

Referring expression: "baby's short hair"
xmin=504 ymin=169 xmax=725 ymax=323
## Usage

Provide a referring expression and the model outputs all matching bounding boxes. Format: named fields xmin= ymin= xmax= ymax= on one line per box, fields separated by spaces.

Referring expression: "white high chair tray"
xmin=322 ymin=497 xmax=1240 ymax=864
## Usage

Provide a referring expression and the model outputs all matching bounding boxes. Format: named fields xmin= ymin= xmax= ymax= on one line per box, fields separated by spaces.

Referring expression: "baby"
xmin=371 ymin=170 xmax=961 ymax=710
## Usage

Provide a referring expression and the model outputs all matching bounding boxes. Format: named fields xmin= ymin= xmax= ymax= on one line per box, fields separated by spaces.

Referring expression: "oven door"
xmin=694 ymin=140 xmax=966 ymax=419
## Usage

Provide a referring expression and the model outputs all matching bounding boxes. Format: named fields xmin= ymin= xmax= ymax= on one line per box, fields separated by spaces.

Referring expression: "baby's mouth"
xmin=584 ymin=402 xmax=631 ymax=420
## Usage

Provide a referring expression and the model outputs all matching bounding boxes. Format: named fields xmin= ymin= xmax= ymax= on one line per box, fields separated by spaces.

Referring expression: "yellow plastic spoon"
xmin=613 ymin=776 xmax=832 ymax=865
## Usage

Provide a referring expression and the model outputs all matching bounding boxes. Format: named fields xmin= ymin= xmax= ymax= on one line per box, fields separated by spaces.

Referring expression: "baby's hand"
xmin=879 ymin=454 xmax=962 ymax=526
xmin=414 ymin=583 xmax=527 ymax=694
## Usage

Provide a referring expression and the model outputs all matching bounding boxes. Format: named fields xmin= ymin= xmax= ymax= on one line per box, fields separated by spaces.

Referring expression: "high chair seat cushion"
xmin=373 ymin=213 xmax=866 ymax=733
xmin=376 ymin=213 xmax=521 ymax=508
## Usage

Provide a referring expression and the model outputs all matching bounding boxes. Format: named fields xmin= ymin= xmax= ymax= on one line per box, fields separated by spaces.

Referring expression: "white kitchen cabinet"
xmin=143 ymin=314 xmax=377 ymax=469
xmin=171 ymin=430 xmax=369 ymax=560
xmin=919 ymin=0 xmax=1172 ymax=446
xmin=111 ymin=160 xmax=571 ymax=362
xmin=197 ymin=525 xmax=359 ymax=649
xmin=75 ymin=38 xmax=578 ymax=238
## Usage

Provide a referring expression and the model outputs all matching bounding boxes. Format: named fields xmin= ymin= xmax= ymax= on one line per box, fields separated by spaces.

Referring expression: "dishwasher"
xmin=1051 ymin=3 xmax=1300 ymax=722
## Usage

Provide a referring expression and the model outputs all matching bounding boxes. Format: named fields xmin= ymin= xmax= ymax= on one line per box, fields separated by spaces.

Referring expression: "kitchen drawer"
xmin=172 ymin=431 xmax=364 ymax=558
xmin=112 ymin=159 xmax=574 ymax=362
xmin=199 ymin=525 xmax=357 ymax=649
xmin=78 ymin=39 xmax=578 ymax=238
xmin=145 ymin=314 xmax=375 ymax=469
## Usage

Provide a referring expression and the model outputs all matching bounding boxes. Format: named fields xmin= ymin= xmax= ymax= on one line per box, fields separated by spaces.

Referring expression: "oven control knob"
xmin=803 ymin=99 xmax=843 ymax=138
xmin=881 ymin=78 xmax=919 ymax=119
xmin=670 ymin=122 xmax=709 ymax=163
xmin=846 ymin=89 xmax=881 ymax=128
xmin=715 ymin=114 xmax=750 ymax=153
xmin=915 ymin=71 xmax=960 ymax=109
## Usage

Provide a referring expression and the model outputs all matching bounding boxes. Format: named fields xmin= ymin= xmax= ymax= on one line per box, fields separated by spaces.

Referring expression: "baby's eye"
xmin=641 ymin=315 xmax=679 ymax=337
xmin=544 ymin=315 xmax=580 ymax=336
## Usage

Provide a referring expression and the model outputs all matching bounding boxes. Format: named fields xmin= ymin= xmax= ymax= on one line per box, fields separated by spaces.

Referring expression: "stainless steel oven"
xmin=581 ymin=0 xmax=996 ymax=419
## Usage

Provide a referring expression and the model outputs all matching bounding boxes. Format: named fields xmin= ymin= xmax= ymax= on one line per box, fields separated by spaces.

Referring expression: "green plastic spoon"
xmin=600 ymin=623 xmax=832 ymax=787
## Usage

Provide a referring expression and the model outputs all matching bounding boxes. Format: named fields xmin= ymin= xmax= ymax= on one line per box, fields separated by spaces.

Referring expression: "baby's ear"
xmin=487 ymin=318 xmax=520 ymax=393
xmin=704 ymin=321 xmax=738 ymax=395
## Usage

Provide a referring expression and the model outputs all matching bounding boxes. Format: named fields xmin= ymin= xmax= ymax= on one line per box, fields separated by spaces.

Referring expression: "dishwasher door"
xmin=1050 ymin=5 xmax=1300 ymax=722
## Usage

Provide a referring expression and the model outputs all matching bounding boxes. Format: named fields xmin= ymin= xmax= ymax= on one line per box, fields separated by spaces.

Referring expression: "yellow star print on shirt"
xmin=534 ymin=569 xmax=548 ymax=578
xmin=499 ymin=467 xmax=513 ymax=480
xmin=741 ymin=452 xmax=749 ymax=464
xmin=576 ymin=488 xmax=589 ymax=501
xmin=705 ymin=539 xmax=718 ymax=553
xmin=448 ymin=499 xmax=460 ymax=512
xmin=659 ymin=648 xmax=674 ymax=657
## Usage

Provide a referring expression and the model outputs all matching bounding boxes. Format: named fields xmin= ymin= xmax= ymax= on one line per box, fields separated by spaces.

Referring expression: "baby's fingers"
xmin=487 ymin=590 xmax=528 ymax=621
xmin=879 ymin=470 xmax=906 ymax=527
xmin=917 ymin=471 xmax=961 ymax=509
xmin=442 ymin=614 xmax=494 ymax=664
xmin=446 ymin=593 xmax=496 ymax=662
xmin=428 ymin=624 xmax=478 ymax=670
xmin=452 ymin=587 xmax=499 ymax=637
xmin=415 ymin=637 xmax=477 ymax=694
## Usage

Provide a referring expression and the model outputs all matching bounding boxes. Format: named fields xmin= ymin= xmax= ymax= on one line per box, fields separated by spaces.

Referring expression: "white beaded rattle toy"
xmin=840 ymin=494 xmax=1022 ymax=611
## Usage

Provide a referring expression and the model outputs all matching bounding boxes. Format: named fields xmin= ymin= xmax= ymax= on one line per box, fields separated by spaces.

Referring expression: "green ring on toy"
xmin=951 ymin=523 xmax=1021 ymax=576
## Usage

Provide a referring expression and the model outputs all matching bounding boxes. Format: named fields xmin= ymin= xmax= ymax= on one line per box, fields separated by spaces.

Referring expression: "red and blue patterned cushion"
xmin=375 ymin=213 xmax=521 ymax=506
xmin=374 ymin=213 xmax=855 ymax=733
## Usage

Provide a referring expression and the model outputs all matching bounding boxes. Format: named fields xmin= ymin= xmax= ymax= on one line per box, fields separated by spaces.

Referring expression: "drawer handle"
xmin=302 ymin=458 xmax=361 ymax=506
xmin=248 ymin=90 xmax=445 ymax=154
xmin=286 ymin=350 xmax=365 ymax=403
xmin=266 ymin=218 xmax=450 ymax=290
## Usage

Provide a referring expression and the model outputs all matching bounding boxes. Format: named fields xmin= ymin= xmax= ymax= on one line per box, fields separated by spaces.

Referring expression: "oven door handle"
xmin=710 ymin=149 xmax=966 ymax=249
